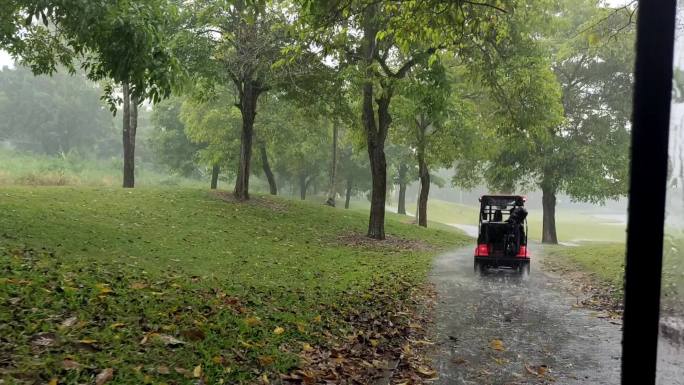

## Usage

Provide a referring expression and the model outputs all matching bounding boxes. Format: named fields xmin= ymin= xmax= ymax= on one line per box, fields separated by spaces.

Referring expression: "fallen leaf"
xmin=416 ymin=365 xmax=437 ymax=378
xmin=537 ymin=365 xmax=548 ymax=376
xmin=273 ymin=326 xmax=285 ymax=335
xmin=490 ymin=339 xmax=505 ymax=351
xmin=78 ymin=338 xmax=97 ymax=344
xmin=369 ymin=339 xmax=379 ymax=347
xmin=96 ymin=284 xmax=113 ymax=295
xmin=31 ymin=332 xmax=57 ymax=347
xmin=193 ymin=365 xmax=202 ymax=378
xmin=313 ymin=315 xmax=322 ymax=323
xmin=63 ymin=358 xmax=81 ymax=370
xmin=95 ymin=368 xmax=114 ymax=385
xmin=48 ymin=378 xmax=58 ymax=385
xmin=258 ymin=355 xmax=274 ymax=366
xmin=157 ymin=366 xmax=170 ymax=374
xmin=61 ymin=317 xmax=78 ymax=328
xmin=180 ymin=328 xmax=205 ymax=341
xmin=110 ymin=323 xmax=126 ymax=329
xmin=130 ymin=282 xmax=147 ymax=290
xmin=302 ymin=343 xmax=314 ymax=352
xmin=245 ymin=317 xmax=261 ymax=327
xmin=296 ymin=322 xmax=306 ymax=333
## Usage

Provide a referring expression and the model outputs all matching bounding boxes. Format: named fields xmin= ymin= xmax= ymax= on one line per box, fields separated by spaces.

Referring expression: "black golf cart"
xmin=473 ymin=195 xmax=531 ymax=275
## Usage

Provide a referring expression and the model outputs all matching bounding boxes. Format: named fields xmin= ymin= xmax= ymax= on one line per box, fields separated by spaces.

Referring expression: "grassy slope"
xmin=543 ymin=242 xmax=683 ymax=315
xmin=403 ymin=199 xmax=627 ymax=243
xmin=0 ymin=187 xmax=469 ymax=384
xmin=0 ymin=149 xmax=203 ymax=187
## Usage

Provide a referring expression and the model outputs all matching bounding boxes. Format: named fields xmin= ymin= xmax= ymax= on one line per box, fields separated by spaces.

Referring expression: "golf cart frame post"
xmin=622 ymin=0 xmax=676 ymax=384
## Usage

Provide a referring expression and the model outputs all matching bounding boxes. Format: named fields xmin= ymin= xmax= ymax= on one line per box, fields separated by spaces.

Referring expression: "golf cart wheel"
xmin=520 ymin=261 xmax=530 ymax=279
xmin=474 ymin=261 xmax=483 ymax=276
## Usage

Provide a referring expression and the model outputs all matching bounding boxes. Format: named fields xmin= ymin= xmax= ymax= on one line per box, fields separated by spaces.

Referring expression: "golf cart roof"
xmin=479 ymin=195 xmax=526 ymax=206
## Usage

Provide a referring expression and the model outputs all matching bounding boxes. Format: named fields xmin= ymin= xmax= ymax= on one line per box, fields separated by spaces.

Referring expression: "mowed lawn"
xmin=0 ymin=187 xmax=469 ymax=384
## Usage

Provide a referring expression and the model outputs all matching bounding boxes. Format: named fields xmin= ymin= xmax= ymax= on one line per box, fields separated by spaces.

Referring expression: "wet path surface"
xmin=430 ymin=245 xmax=623 ymax=385
xmin=430 ymin=245 xmax=684 ymax=384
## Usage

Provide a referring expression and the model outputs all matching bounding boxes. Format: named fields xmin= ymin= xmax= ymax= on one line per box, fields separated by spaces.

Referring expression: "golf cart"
xmin=473 ymin=195 xmax=530 ymax=275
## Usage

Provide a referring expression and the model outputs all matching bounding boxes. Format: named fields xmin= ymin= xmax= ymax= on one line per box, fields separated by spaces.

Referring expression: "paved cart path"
xmin=429 ymin=245 xmax=684 ymax=385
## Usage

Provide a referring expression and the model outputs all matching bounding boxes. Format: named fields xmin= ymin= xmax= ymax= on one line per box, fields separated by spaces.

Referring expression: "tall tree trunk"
xmin=345 ymin=178 xmax=353 ymax=209
xmin=417 ymin=154 xmax=430 ymax=227
xmin=260 ymin=143 xmax=277 ymax=195
xmin=299 ymin=174 xmax=307 ymax=200
xmin=122 ymin=83 xmax=137 ymax=188
xmin=210 ymin=164 xmax=220 ymax=189
xmin=234 ymin=82 xmax=259 ymax=201
xmin=542 ymin=185 xmax=558 ymax=244
xmin=397 ymin=163 xmax=407 ymax=215
xmin=326 ymin=121 xmax=339 ymax=207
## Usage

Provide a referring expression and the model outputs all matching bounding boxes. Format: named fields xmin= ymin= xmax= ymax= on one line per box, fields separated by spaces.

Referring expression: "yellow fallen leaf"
xmin=490 ymin=339 xmax=505 ymax=351
xmin=193 ymin=365 xmax=202 ymax=378
xmin=245 ymin=317 xmax=261 ymax=327
xmin=302 ymin=343 xmax=314 ymax=352
xmin=79 ymin=338 xmax=97 ymax=344
xmin=212 ymin=356 xmax=224 ymax=364
xmin=258 ymin=355 xmax=274 ymax=366
xmin=313 ymin=315 xmax=322 ymax=323
xmin=110 ymin=323 xmax=125 ymax=329
xmin=369 ymin=339 xmax=379 ymax=347
xmin=273 ymin=326 xmax=285 ymax=335
xmin=130 ymin=282 xmax=147 ymax=289
xmin=296 ymin=322 xmax=306 ymax=333
xmin=49 ymin=378 xmax=58 ymax=385
xmin=416 ymin=366 xmax=437 ymax=378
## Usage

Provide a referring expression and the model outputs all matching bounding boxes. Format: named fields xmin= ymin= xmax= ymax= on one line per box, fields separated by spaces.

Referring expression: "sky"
xmin=0 ymin=50 xmax=13 ymax=69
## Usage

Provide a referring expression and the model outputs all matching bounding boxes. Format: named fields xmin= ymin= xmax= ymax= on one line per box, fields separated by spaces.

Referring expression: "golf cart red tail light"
xmin=517 ymin=245 xmax=528 ymax=257
xmin=476 ymin=244 xmax=489 ymax=256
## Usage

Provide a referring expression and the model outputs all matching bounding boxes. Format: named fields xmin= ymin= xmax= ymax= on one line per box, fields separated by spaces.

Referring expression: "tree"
xmin=457 ymin=1 xmax=634 ymax=243
xmin=338 ymin=145 xmax=372 ymax=209
xmin=301 ymin=0 xmax=548 ymax=239
xmin=179 ymin=0 xmax=315 ymax=200
xmin=0 ymin=65 xmax=113 ymax=155
xmin=180 ymin=87 xmax=242 ymax=189
xmin=268 ymin=103 xmax=330 ymax=200
xmin=149 ymin=97 xmax=203 ymax=179
xmin=2 ymin=0 xmax=181 ymax=188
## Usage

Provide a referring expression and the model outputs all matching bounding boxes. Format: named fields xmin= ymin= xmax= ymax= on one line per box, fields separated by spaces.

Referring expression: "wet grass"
xmin=403 ymin=199 xmax=627 ymax=243
xmin=0 ymin=186 xmax=469 ymax=384
xmin=543 ymin=241 xmax=684 ymax=315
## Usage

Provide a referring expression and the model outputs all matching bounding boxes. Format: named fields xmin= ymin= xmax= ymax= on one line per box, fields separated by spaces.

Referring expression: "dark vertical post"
xmin=622 ymin=1 xmax=676 ymax=384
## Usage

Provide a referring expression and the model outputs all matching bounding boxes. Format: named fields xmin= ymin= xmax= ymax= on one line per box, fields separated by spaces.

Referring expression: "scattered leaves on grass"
xmin=273 ymin=326 xmax=285 ymax=335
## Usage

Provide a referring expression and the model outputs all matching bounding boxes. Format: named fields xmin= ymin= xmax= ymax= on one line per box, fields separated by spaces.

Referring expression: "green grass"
xmin=542 ymin=241 xmax=684 ymax=315
xmin=0 ymin=187 xmax=469 ymax=384
xmin=0 ymin=149 xmax=204 ymax=188
xmin=543 ymin=243 xmax=625 ymax=289
xmin=402 ymin=199 xmax=627 ymax=243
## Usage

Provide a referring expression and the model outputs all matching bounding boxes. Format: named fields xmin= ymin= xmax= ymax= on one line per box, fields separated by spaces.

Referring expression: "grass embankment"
xmin=0 ymin=187 xmax=469 ymax=384
xmin=543 ymin=242 xmax=684 ymax=315
xmin=403 ymin=199 xmax=627 ymax=243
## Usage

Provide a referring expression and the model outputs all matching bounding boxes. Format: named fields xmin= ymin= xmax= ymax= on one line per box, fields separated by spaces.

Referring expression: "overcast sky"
xmin=0 ymin=51 xmax=13 ymax=69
